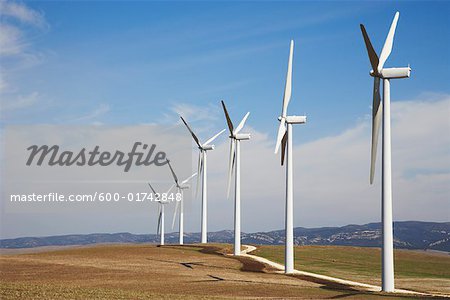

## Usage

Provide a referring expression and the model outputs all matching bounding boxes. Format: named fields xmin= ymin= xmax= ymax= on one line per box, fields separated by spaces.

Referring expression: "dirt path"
xmin=239 ymin=244 xmax=450 ymax=298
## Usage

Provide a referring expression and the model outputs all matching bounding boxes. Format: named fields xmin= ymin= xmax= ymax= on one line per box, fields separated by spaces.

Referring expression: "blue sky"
xmin=1 ymin=1 xmax=449 ymax=237
xmin=3 ymin=1 xmax=449 ymax=139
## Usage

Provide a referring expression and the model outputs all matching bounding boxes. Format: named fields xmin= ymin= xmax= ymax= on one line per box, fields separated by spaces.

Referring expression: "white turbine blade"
xmin=281 ymin=40 xmax=294 ymax=118
xmin=360 ymin=24 xmax=380 ymax=74
xmin=181 ymin=172 xmax=197 ymax=185
xmin=227 ymin=140 xmax=236 ymax=199
xmin=204 ymin=129 xmax=226 ymax=145
xmin=180 ymin=116 xmax=202 ymax=148
xmin=378 ymin=12 xmax=399 ymax=72
xmin=280 ymin=131 xmax=288 ymax=166
xmin=195 ymin=151 xmax=203 ymax=200
xmin=274 ymin=118 xmax=286 ymax=154
xmin=172 ymin=197 xmax=180 ymax=230
xmin=221 ymin=100 xmax=234 ymax=134
xmin=166 ymin=183 xmax=176 ymax=194
xmin=147 ymin=182 xmax=157 ymax=195
xmin=233 ymin=112 xmax=250 ymax=135
xmin=166 ymin=159 xmax=179 ymax=184
xmin=157 ymin=205 xmax=162 ymax=234
xmin=370 ymin=77 xmax=382 ymax=184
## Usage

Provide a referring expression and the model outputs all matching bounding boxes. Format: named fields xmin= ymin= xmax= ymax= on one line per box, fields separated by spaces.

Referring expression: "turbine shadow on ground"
xmin=145 ymin=257 xmax=236 ymax=271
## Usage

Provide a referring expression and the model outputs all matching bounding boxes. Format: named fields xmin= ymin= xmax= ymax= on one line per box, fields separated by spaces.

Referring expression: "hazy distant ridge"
xmin=1 ymin=221 xmax=449 ymax=251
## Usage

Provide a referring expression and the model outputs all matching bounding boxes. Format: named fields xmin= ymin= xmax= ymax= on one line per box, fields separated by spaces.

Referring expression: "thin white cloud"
xmin=0 ymin=75 xmax=9 ymax=93
xmin=68 ymin=103 xmax=111 ymax=123
xmin=0 ymin=1 xmax=47 ymax=57
xmin=0 ymin=0 xmax=46 ymax=28
xmin=0 ymin=23 xmax=24 ymax=56
xmin=171 ymin=102 xmax=220 ymax=123
xmin=0 ymin=1 xmax=49 ymax=115
xmin=147 ymin=41 xmax=285 ymax=74
xmin=162 ymin=102 xmax=225 ymax=138
xmin=0 ymin=91 xmax=39 ymax=111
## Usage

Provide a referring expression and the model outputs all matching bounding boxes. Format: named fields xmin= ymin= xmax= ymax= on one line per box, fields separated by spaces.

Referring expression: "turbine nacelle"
xmin=278 ymin=115 xmax=307 ymax=124
xmin=200 ymin=144 xmax=214 ymax=151
xmin=173 ymin=183 xmax=191 ymax=190
xmin=370 ymin=67 xmax=411 ymax=79
xmin=232 ymin=133 xmax=251 ymax=140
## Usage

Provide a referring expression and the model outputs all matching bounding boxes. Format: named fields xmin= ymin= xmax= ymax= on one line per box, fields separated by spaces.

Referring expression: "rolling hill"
xmin=1 ymin=221 xmax=449 ymax=251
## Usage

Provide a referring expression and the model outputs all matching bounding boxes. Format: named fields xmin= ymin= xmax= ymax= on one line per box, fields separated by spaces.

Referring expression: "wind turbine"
xmin=274 ymin=40 xmax=307 ymax=274
xmin=147 ymin=182 xmax=169 ymax=246
xmin=221 ymin=100 xmax=250 ymax=256
xmin=180 ymin=116 xmax=225 ymax=243
xmin=166 ymin=158 xmax=197 ymax=245
xmin=360 ymin=12 xmax=410 ymax=292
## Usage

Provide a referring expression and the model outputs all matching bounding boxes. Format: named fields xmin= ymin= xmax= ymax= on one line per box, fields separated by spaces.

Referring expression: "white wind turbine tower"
xmin=274 ymin=40 xmax=307 ymax=274
xmin=147 ymin=182 xmax=169 ymax=246
xmin=166 ymin=159 xmax=197 ymax=245
xmin=360 ymin=12 xmax=410 ymax=292
xmin=180 ymin=116 xmax=225 ymax=243
xmin=221 ymin=100 xmax=250 ymax=256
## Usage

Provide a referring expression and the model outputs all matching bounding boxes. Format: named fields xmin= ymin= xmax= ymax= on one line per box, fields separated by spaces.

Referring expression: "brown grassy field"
xmin=0 ymin=243 xmax=447 ymax=299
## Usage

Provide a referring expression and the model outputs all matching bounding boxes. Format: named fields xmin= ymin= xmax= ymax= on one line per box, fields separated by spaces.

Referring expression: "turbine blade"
xmin=157 ymin=206 xmax=162 ymax=235
xmin=166 ymin=183 xmax=176 ymax=194
xmin=281 ymin=131 xmax=288 ymax=166
xmin=204 ymin=129 xmax=226 ymax=146
xmin=172 ymin=196 xmax=180 ymax=230
xmin=360 ymin=24 xmax=379 ymax=74
xmin=195 ymin=151 xmax=203 ymax=200
xmin=181 ymin=172 xmax=197 ymax=185
xmin=180 ymin=116 xmax=202 ymax=148
xmin=147 ymin=182 xmax=157 ymax=195
xmin=281 ymin=40 xmax=294 ymax=118
xmin=227 ymin=140 xmax=235 ymax=199
xmin=233 ymin=112 xmax=250 ymax=135
xmin=378 ymin=12 xmax=399 ymax=72
xmin=166 ymin=159 xmax=178 ymax=184
xmin=221 ymin=100 xmax=234 ymax=134
xmin=370 ymin=77 xmax=382 ymax=184
xmin=274 ymin=118 xmax=287 ymax=154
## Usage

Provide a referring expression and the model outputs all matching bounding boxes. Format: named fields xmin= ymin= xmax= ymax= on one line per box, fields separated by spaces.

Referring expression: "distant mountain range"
xmin=1 ymin=221 xmax=449 ymax=251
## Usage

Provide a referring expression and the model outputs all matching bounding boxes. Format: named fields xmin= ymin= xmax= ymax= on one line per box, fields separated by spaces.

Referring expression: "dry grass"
xmin=0 ymin=243 xmax=444 ymax=299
